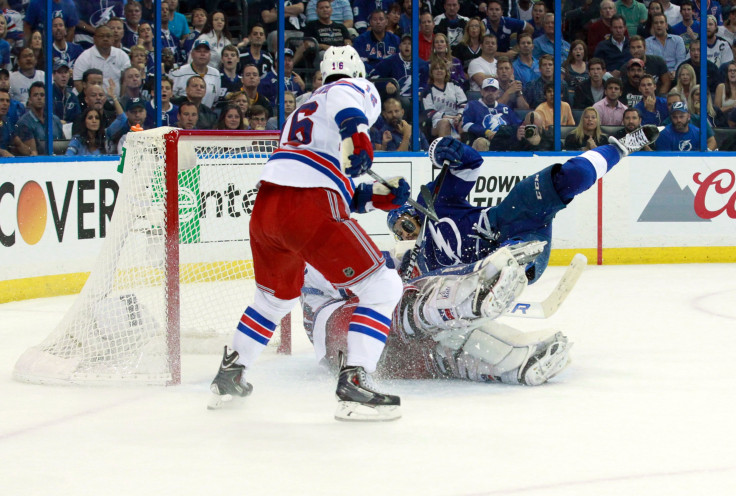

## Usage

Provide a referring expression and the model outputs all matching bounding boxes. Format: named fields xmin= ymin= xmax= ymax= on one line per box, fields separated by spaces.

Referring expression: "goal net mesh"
xmin=13 ymin=128 xmax=283 ymax=385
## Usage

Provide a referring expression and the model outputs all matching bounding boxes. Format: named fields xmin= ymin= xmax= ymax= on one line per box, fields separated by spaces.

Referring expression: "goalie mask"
xmin=387 ymin=204 xmax=420 ymax=240
xmin=321 ymin=46 xmax=366 ymax=82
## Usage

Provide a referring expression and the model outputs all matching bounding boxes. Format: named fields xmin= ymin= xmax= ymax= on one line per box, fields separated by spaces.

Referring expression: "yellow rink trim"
xmin=0 ymin=260 xmax=256 ymax=304
xmin=2 ymin=248 xmax=734 ymax=304
xmin=549 ymin=246 xmax=736 ymax=265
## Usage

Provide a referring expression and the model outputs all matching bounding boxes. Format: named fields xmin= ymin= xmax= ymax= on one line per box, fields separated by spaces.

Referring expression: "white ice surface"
xmin=1 ymin=263 xmax=735 ymax=496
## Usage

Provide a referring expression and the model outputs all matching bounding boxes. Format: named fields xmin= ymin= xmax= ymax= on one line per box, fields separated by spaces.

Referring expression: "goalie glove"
xmin=338 ymin=112 xmax=374 ymax=177
xmin=428 ymin=136 xmax=464 ymax=168
xmin=352 ymin=177 xmax=410 ymax=213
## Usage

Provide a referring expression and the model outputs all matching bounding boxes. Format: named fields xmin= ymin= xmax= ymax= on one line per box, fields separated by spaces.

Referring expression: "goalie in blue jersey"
xmin=391 ymin=126 xmax=660 ymax=283
xmin=302 ymin=125 xmax=659 ymax=386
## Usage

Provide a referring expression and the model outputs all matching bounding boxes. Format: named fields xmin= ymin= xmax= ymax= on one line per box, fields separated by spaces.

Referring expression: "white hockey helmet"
xmin=320 ymin=45 xmax=366 ymax=82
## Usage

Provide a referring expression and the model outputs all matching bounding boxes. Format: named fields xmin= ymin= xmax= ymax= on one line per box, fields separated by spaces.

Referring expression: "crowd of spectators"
xmin=2 ymin=0 xmax=736 ymax=156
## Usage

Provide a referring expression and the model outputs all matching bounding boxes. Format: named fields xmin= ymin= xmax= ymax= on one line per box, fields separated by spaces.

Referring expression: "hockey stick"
xmin=503 ymin=253 xmax=587 ymax=319
xmin=365 ymin=169 xmax=439 ymax=222
xmin=399 ymin=160 xmax=451 ymax=281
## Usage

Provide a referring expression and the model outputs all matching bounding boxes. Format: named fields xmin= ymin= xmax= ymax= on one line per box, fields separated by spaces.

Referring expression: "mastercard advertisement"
xmin=1 ymin=161 xmax=120 ymax=280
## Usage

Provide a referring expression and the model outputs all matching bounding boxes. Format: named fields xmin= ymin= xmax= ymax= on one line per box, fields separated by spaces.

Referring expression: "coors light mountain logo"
xmin=636 ymin=169 xmax=736 ymax=222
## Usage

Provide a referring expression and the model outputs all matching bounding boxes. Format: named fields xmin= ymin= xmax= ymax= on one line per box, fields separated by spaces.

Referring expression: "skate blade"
xmin=334 ymin=401 xmax=401 ymax=422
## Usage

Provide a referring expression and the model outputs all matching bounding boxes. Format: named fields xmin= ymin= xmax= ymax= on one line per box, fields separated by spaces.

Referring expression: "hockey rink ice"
xmin=1 ymin=263 xmax=735 ymax=496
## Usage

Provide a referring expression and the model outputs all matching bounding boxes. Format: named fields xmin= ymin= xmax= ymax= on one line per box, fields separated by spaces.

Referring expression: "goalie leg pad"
xmin=411 ymin=248 xmax=527 ymax=331
xmin=432 ymin=322 xmax=571 ymax=385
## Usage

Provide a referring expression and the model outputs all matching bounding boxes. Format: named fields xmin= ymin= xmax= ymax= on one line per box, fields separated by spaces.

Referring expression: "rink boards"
xmin=1 ymin=153 xmax=735 ymax=302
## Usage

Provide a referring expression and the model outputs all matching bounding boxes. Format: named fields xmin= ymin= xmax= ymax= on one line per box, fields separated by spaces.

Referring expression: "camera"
xmin=524 ymin=112 xmax=536 ymax=139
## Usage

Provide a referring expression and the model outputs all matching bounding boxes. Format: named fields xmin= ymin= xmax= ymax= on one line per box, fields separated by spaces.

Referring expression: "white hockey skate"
xmin=608 ymin=124 xmax=660 ymax=157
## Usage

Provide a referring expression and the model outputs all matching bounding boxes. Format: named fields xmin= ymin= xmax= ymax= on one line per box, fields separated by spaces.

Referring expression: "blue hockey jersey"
xmin=461 ymin=99 xmax=521 ymax=138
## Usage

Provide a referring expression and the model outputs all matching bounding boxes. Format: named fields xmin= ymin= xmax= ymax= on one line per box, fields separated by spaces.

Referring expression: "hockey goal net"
xmin=13 ymin=128 xmax=290 ymax=386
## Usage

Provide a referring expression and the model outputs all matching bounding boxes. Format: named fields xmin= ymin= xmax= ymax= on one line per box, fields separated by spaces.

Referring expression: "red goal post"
xmin=13 ymin=128 xmax=291 ymax=387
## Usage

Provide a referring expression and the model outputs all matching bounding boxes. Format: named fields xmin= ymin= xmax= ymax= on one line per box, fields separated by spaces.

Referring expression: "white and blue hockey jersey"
xmin=260 ymin=78 xmax=382 ymax=209
xmin=461 ymin=99 xmax=521 ymax=138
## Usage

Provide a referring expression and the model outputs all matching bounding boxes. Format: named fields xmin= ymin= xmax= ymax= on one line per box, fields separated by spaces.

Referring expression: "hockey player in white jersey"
xmin=208 ymin=46 xmax=411 ymax=421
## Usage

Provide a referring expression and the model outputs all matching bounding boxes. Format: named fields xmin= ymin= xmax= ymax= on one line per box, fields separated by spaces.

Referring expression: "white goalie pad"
xmin=433 ymin=321 xmax=571 ymax=385
xmin=411 ymin=248 xmax=527 ymax=331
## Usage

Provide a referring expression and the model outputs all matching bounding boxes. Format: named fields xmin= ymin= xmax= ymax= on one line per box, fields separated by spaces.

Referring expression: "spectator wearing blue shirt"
xmin=370 ymin=96 xmax=428 ymax=151
xmin=236 ymin=24 xmax=273 ymax=77
xmin=144 ymin=76 xmax=178 ymax=128
xmin=182 ymin=7 xmax=207 ymax=58
xmin=635 ymin=73 xmax=669 ymax=125
xmin=219 ymin=45 xmax=242 ymax=99
xmin=645 ymin=13 xmax=688 ymax=74
xmin=66 ymin=107 xmax=106 ymax=156
xmin=122 ymin=1 xmax=143 ymax=48
xmin=670 ymin=1 xmax=700 ymax=51
xmin=353 ymin=0 xmax=394 ymax=34
xmin=693 ymin=0 xmax=723 ymax=25
xmin=655 ymin=101 xmax=701 ymax=151
xmin=51 ymin=59 xmax=80 ymax=123
xmin=370 ymin=33 xmax=429 ymax=99
xmin=258 ymin=49 xmax=305 ymax=108
xmin=0 ymin=88 xmax=15 ymax=157
xmin=24 ymin=0 xmax=78 ymax=40
xmin=594 ymin=15 xmax=632 ymax=78
xmin=14 ymin=82 xmax=64 ymax=155
xmin=525 ymin=54 xmax=569 ymax=109
xmin=483 ymin=0 xmax=533 ymax=57
xmin=74 ymin=0 xmax=124 ymax=48
xmin=533 ymin=13 xmax=570 ymax=60
xmin=0 ymin=69 xmax=24 ymax=127
xmin=529 ymin=1 xmax=547 ymax=38
xmin=353 ymin=10 xmax=400 ymax=73
xmin=106 ymin=97 xmax=146 ymax=153
xmin=512 ymin=32 xmax=539 ymax=87
xmin=166 ymin=0 xmax=190 ymax=41
xmin=462 ymin=77 xmax=522 ymax=143
xmin=50 ymin=15 xmax=83 ymax=67
xmin=0 ymin=17 xmax=10 ymax=69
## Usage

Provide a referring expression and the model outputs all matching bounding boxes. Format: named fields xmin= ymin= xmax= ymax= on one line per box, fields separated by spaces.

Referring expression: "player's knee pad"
xmin=347 ymin=264 xmax=403 ymax=315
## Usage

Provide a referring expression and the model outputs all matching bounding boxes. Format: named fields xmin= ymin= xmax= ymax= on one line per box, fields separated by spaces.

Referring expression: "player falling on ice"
xmin=208 ymin=46 xmax=412 ymax=421
xmin=301 ymin=126 xmax=660 ymax=385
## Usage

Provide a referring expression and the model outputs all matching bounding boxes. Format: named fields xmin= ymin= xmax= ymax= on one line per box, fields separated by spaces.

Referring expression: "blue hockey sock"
xmin=552 ymin=145 xmax=621 ymax=202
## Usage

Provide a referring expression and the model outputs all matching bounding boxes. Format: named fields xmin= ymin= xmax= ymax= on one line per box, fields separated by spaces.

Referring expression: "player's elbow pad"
xmin=336 ymin=108 xmax=369 ymax=140
xmin=336 ymin=108 xmax=373 ymax=177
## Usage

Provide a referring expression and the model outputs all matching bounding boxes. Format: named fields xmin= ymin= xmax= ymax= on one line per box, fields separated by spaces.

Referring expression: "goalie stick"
xmin=503 ymin=253 xmax=587 ymax=319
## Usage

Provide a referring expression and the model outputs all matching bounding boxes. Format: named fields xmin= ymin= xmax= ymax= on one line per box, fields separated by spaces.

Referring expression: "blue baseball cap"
xmin=670 ymin=101 xmax=689 ymax=114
